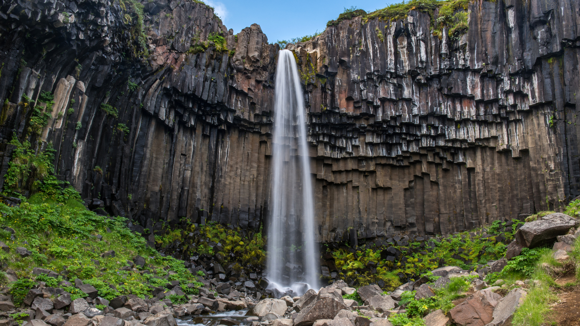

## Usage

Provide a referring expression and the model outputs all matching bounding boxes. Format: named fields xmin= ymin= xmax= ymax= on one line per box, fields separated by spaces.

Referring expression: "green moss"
xmin=327 ymin=7 xmax=367 ymax=27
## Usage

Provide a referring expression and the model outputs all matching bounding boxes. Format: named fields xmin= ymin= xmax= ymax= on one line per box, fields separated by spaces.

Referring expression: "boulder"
xmin=143 ymin=313 xmax=177 ymax=326
xmin=54 ymin=294 xmax=71 ymax=310
xmin=78 ymin=285 xmax=98 ymax=299
xmin=216 ymin=299 xmax=246 ymax=310
xmin=272 ymin=319 xmax=293 ymax=326
xmin=431 ymin=266 xmax=462 ymax=277
xmin=557 ymin=234 xmax=576 ymax=245
xmin=0 ymin=300 xmax=14 ymax=312
xmin=489 ymin=259 xmax=507 ymax=273
xmin=335 ymin=310 xmax=356 ymax=323
xmin=449 ymin=289 xmax=502 ymax=326
xmin=69 ymin=299 xmax=89 ymax=314
xmin=415 ymin=284 xmax=435 ymax=300
xmin=84 ymin=308 xmax=103 ymax=318
xmin=424 ymin=309 xmax=450 ymax=326
xmin=368 ymin=320 xmax=393 ymax=326
xmin=367 ymin=295 xmax=396 ymax=312
xmin=515 ymin=213 xmax=577 ymax=248
xmin=133 ymin=256 xmax=146 ymax=268
xmin=554 ymin=249 xmax=570 ymax=262
xmin=505 ymin=241 xmax=523 ymax=260
xmin=125 ymin=298 xmax=148 ymax=312
xmin=293 ymin=289 xmax=318 ymax=312
xmin=343 ymin=299 xmax=358 ymax=308
xmin=328 ymin=318 xmax=354 ymax=326
xmin=294 ymin=288 xmax=347 ymax=326
xmin=253 ymin=299 xmax=286 ymax=317
xmin=197 ymin=297 xmax=218 ymax=310
xmin=110 ymin=296 xmax=128 ymax=309
xmin=63 ymin=314 xmax=91 ymax=326
xmin=486 ymin=288 xmax=527 ymax=326
xmin=356 ymin=285 xmax=383 ymax=304
xmin=281 ymin=296 xmax=294 ymax=306
xmin=553 ymin=241 xmax=573 ymax=252
xmin=23 ymin=320 xmax=49 ymax=326
xmin=32 ymin=297 xmax=54 ymax=312
xmin=354 ymin=317 xmax=371 ymax=326
xmin=36 ymin=309 xmax=52 ymax=320
xmin=45 ymin=315 xmax=66 ymax=326
xmin=16 ymin=247 xmax=31 ymax=257
xmin=0 ymin=241 xmax=9 ymax=252
xmin=98 ymin=316 xmax=124 ymax=326
xmin=114 ymin=308 xmax=134 ymax=319
xmin=312 ymin=320 xmax=331 ymax=326
xmin=24 ymin=289 xmax=44 ymax=306
xmin=341 ymin=287 xmax=356 ymax=296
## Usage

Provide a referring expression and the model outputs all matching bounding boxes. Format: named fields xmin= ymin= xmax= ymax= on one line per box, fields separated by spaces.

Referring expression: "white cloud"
xmin=204 ymin=0 xmax=228 ymax=22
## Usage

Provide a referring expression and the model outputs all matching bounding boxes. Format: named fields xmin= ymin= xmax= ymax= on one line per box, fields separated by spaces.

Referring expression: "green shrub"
xmin=342 ymin=290 xmax=363 ymax=305
xmin=168 ymin=294 xmax=188 ymax=305
xmin=10 ymin=278 xmax=36 ymax=306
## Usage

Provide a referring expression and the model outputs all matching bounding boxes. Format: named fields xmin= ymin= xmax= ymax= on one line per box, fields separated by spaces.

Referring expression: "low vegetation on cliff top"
xmin=327 ymin=0 xmax=470 ymax=39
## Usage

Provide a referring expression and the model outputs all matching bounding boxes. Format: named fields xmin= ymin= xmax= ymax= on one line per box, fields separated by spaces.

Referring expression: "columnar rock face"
xmin=0 ymin=0 xmax=578 ymax=243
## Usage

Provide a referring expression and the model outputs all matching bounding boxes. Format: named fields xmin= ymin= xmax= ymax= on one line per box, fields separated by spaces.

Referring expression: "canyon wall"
xmin=0 ymin=0 xmax=578 ymax=243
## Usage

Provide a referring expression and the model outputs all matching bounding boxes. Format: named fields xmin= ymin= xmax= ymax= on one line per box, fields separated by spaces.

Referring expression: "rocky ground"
xmin=0 ymin=210 xmax=577 ymax=326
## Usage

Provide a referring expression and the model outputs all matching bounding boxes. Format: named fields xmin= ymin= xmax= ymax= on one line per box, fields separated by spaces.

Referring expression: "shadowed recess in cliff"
xmin=266 ymin=50 xmax=319 ymax=296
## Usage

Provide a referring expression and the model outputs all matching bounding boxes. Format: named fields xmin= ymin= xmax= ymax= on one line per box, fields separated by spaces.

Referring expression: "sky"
xmin=204 ymin=0 xmax=398 ymax=43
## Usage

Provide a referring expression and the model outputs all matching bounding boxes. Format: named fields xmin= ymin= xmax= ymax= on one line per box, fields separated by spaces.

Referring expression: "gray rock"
xmin=137 ymin=312 xmax=150 ymax=321
xmin=36 ymin=308 xmax=52 ymax=320
xmin=369 ymin=321 xmax=393 ymax=326
xmin=62 ymin=314 xmax=91 ymax=326
xmin=125 ymin=298 xmax=148 ymax=313
xmin=101 ymin=251 xmax=116 ymax=258
xmin=505 ymin=241 xmax=523 ymax=260
xmin=54 ymin=294 xmax=72 ymax=310
xmin=424 ymin=309 xmax=449 ymax=326
xmin=554 ymin=249 xmax=570 ymax=262
xmin=16 ymin=247 xmax=31 ymax=257
xmin=197 ymin=297 xmax=218 ymax=310
xmin=281 ymin=296 xmax=294 ymax=307
xmin=341 ymin=287 xmax=356 ymax=296
xmin=98 ymin=316 xmax=125 ymax=326
xmin=356 ymin=285 xmax=383 ymax=304
xmin=142 ymin=313 xmax=177 ymax=326
xmin=69 ymin=299 xmax=89 ymax=314
xmin=431 ymin=266 xmax=462 ymax=277
xmin=24 ymin=289 xmax=44 ymax=306
xmin=114 ymin=308 xmax=134 ymax=319
xmin=415 ymin=284 xmax=435 ymax=300
xmin=253 ymin=299 xmax=286 ymax=317
xmin=84 ymin=307 xmax=103 ymax=318
xmin=516 ymin=213 xmax=577 ymax=248
xmin=557 ymin=234 xmax=576 ymax=245
xmin=0 ymin=241 xmax=9 ymax=253
xmin=23 ymin=320 xmax=49 ymax=326
xmin=261 ymin=313 xmax=278 ymax=322
xmin=473 ymin=279 xmax=487 ymax=291
xmin=328 ymin=318 xmax=354 ymax=326
xmin=244 ymin=281 xmax=256 ymax=289
xmin=45 ymin=314 xmax=66 ymax=326
xmin=133 ymin=256 xmax=146 ymax=268
xmin=490 ymin=258 xmax=507 ymax=273
xmin=486 ymin=288 xmax=527 ymax=326
xmin=293 ymin=289 xmax=318 ymax=312
xmin=32 ymin=297 xmax=54 ymax=312
xmin=78 ymin=285 xmax=98 ymax=299
xmin=367 ymin=295 xmax=396 ymax=313
xmin=109 ymin=297 xmax=128 ymax=309
xmin=335 ymin=310 xmax=356 ymax=323
xmin=294 ymin=288 xmax=347 ymax=326
xmin=272 ymin=319 xmax=293 ymax=326
xmin=0 ymin=301 xmax=15 ymax=311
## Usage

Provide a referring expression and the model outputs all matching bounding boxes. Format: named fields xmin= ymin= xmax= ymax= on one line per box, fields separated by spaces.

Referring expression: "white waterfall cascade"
xmin=266 ymin=50 xmax=319 ymax=296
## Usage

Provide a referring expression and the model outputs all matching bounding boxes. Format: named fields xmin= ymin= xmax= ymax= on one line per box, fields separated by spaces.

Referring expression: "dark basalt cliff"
xmin=0 ymin=0 xmax=578 ymax=244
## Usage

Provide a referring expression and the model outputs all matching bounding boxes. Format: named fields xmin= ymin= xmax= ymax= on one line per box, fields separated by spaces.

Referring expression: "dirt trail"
xmin=550 ymin=284 xmax=580 ymax=326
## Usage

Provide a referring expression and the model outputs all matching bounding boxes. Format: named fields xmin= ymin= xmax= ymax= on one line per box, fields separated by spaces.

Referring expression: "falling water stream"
xmin=266 ymin=50 xmax=319 ymax=296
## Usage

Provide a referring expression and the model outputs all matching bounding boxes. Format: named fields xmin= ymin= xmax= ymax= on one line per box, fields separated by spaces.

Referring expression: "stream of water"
xmin=266 ymin=50 xmax=320 ymax=296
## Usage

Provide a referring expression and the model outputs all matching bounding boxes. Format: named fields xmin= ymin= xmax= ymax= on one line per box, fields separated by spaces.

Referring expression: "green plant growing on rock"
xmin=9 ymin=278 xmax=35 ymax=306
xmin=10 ymin=312 xmax=29 ymax=326
xmin=101 ymin=103 xmax=118 ymax=118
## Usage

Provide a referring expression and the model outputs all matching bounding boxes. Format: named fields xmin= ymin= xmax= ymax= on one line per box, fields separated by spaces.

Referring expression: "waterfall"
xmin=266 ymin=50 xmax=319 ymax=296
